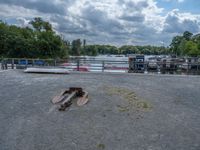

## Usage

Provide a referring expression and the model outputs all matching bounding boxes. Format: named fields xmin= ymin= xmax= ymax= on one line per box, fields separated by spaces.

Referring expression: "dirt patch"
xmin=97 ymin=143 xmax=105 ymax=149
xmin=104 ymin=86 xmax=152 ymax=112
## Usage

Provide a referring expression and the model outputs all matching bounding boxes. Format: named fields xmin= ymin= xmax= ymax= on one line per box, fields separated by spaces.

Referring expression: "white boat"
xmin=24 ymin=67 xmax=70 ymax=74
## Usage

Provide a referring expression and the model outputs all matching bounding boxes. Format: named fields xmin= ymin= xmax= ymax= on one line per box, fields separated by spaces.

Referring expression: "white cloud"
xmin=163 ymin=9 xmax=200 ymax=34
xmin=164 ymin=0 xmax=184 ymax=3
xmin=0 ymin=0 xmax=199 ymax=46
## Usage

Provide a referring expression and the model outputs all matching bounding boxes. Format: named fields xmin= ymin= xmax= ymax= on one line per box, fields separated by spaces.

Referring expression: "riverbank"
xmin=0 ymin=70 xmax=200 ymax=150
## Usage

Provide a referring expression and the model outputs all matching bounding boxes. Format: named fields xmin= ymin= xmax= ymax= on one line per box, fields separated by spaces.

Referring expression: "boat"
xmin=147 ymin=57 xmax=158 ymax=70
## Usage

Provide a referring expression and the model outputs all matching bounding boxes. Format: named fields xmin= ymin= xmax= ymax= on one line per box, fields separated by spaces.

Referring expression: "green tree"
xmin=0 ymin=18 xmax=68 ymax=58
xmin=178 ymin=38 xmax=187 ymax=56
xmin=29 ymin=17 xmax=53 ymax=32
xmin=170 ymin=36 xmax=183 ymax=55
xmin=71 ymin=39 xmax=82 ymax=56
xmin=170 ymin=31 xmax=200 ymax=57
xmin=183 ymin=31 xmax=193 ymax=41
xmin=119 ymin=45 xmax=138 ymax=54
xmin=185 ymin=41 xmax=199 ymax=57
xmin=83 ymin=45 xmax=98 ymax=56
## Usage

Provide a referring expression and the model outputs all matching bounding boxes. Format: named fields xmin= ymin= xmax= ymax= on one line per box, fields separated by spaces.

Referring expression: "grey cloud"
xmin=80 ymin=5 xmax=124 ymax=34
xmin=126 ymin=1 xmax=148 ymax=11
xmin=181 ymin=19 xmax=200 ymax=32
xmin=0 ymin=0 xmax=67 ymax=15
xmin=118 ymin=0 xmax=148 ymax=10
xmin=163 ymin=10 xmax=200 ymax=33
xmin=120 ymin=14 xmax=145 ymax=22
xmin=118 ymin=1 xmax=146 ymax=23
xmin=50 ymin=15 xmax=97 ymax=37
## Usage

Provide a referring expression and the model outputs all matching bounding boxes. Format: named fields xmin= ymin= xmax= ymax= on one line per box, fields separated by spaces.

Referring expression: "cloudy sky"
xmin=0 ymin=0 xmax=200 ymax=46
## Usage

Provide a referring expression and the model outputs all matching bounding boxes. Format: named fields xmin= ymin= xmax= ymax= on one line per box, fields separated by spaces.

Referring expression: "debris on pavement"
xmin=52 ymin=87 xmax=89 ymax=111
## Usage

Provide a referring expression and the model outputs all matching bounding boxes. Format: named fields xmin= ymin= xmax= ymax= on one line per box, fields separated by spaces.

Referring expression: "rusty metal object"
xmin=77 ymin=91 xmax=89 ymax=106
xmin=59 ymin=91 xmax=76 ymax=111
xmin=52 ymin=90 xmax=69 ymax=104
xmin=52 ymin=87 xmax=89 ymax=111
xmin=59 ymin=100 xmax=73 ymax=111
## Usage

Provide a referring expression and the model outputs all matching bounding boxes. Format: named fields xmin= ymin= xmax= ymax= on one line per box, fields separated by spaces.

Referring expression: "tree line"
xmin=0 ymin=18 xmax=200 ymax=58
xmin=170 ymin=31 xmax=200 ymax=57
xmin=0 ymin=18 xmax=68 ymax=58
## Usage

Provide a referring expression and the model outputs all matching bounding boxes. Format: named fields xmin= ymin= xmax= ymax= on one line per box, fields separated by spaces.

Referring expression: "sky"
xmin=0 ymin=0 xmax=200 ymax=46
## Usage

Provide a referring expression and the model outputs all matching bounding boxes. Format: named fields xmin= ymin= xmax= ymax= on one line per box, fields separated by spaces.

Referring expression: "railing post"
xmin=1 ymin=59 xmax=4 ymax=70
xmin=77 ymin=59 xmax=80 ymax=71
xmin=102 ymin=61 xmax=105 ymax=72
xmin=5 ymin=59 xmax=8 ymax=70
xmin=54 ymin=59 xmax=57 ymax=66
xmin=25 ymin=59 xmax=28 ymax=68
xmin=11 ymin=59 xmax=14 ymax=69
xmin=187 ymin=63 xmax=189 ymax=74
xmin=32 ymin=59 xmax=34 ymax=66
xmin=145 ymin=62 xmax=148 ymax=73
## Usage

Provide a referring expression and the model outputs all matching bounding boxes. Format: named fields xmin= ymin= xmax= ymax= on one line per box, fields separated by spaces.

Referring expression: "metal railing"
xmin=1 ymin=58 xmax=200 ymax=74
xmin=0 ymin=58 xmax=129 ymax=72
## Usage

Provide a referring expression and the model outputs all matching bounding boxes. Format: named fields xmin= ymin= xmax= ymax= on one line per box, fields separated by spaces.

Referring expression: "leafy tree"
xmin=0 ymin=18 xmax=68 ymax=58
xmin=170 ymin=36 xmax=183 ymax=55
xmin=83 ymin=45 xmax=98 ymax=56
xmin=177 ymin=38 xmax=187 ymax=56
xmin=185 ymin=41 xmax=199 ymax=57
xmin=71 ymin=39 xmax=82 ymax=56
xmin=29 ymin=17 xmax=53 ymax=32
xmin=119 ymin=45 xmax=138 ymax=54
xmin=170 ymin=31 xmax=200 ymax=57
xmin=183 ymin=31 xmax=193 ymax=41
